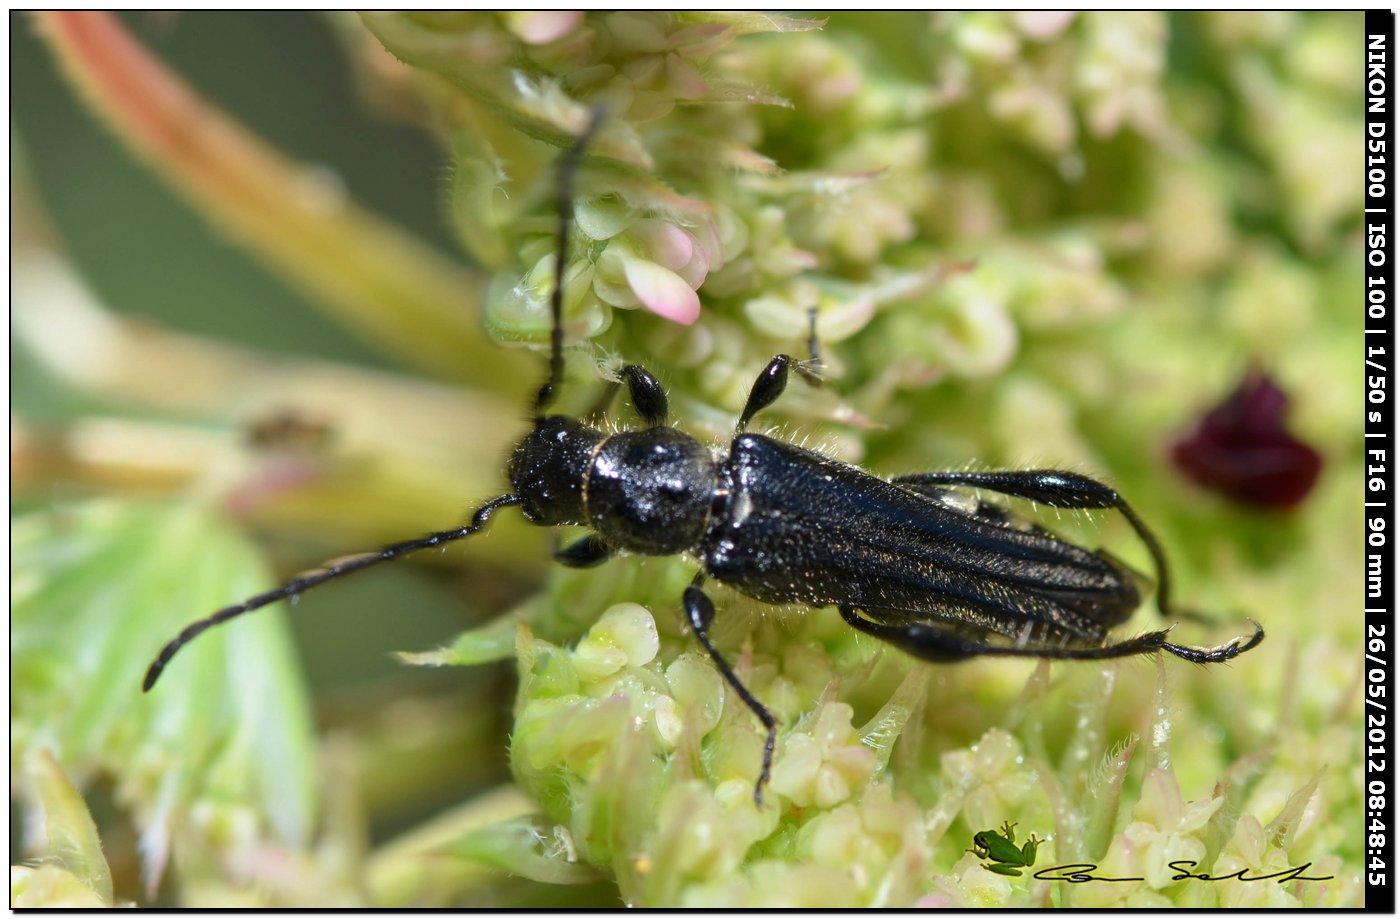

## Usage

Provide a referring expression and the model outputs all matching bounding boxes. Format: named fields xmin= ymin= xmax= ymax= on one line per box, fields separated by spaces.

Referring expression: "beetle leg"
xmin=585 ymin=364 xmax=669 ymax=426
xmin=736 ymin=354 xmax=824 ymax=433
xmin=736 ymin=355 xmax=793 ymax=433
xmin=894 ymin=470 xmax=1180 ymax=618
xmin=683 ymin=574 xmax=778 ymax=805
xmin=735 ymin=308 xmax=825 ymax=433
xmin=839 ymin=605 xmax=1263 ymax=665
xmin=533 ymin=109 xmax=605 ymax=416
xmin=554 ymin=534 xmax=614 ymax=568
xmin=619 ymin=364 xmax=669 ymax=426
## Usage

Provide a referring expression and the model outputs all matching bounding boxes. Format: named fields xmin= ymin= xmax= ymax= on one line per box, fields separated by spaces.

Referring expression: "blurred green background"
xmin=12 ymin=10 xmax=453 ymax=370
xmin=11 ymin=10 xmax=519 ymax=852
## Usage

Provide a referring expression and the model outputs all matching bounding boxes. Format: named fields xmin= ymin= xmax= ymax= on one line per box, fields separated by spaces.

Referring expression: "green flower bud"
xmin=573 ymin=603 xmax=660 ymax=682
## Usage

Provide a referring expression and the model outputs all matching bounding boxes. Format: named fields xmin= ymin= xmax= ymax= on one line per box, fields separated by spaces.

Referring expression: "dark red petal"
xmin=1170 ymin=368 xmax=1322 ymax=509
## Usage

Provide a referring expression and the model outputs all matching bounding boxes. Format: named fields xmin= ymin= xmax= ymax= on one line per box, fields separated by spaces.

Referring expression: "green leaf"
xmin=9 ymin=865 xmax=109 ymax=909
xmin=398 ymin=611 xmax=520 ymax=667
xmin=22 ymin=749 xmax=114 ymax=905
xmin=452 ymin=815 xmax=601 ymax=885
xmin=11 ymin=498 xmax=317 ymax=886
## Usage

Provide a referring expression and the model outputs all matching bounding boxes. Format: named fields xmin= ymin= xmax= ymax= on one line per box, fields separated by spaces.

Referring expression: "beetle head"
xmin=508 ymin=415 xmax=604 ymax=526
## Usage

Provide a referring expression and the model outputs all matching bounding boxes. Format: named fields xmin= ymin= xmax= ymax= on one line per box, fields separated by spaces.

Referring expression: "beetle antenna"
xmin=534 ymin=108 xmax=607 ymax=417
xmin=143 ymin=494 xmax=522 ymax=691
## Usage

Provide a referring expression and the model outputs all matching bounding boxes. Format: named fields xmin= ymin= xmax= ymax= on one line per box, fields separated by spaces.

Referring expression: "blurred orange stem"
xmin=34 ymin=11 xmax=526 ymax=386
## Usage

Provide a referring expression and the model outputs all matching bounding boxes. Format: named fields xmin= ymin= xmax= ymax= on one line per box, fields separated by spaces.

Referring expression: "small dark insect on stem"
xmin=144 ymin=109 xmax=1263 ymax=807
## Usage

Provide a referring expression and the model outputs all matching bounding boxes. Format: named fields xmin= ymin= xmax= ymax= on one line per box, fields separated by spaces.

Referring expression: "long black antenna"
xmin=143 ymin=494 xmax=522 ymax=691
xmin=146 ymin=113 xmax=605 ymax=692
xmin=533 ymin=108 xmax=606 ymax=416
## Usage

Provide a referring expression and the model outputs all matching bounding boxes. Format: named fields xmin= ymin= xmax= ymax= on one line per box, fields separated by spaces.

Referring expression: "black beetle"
xmin=144 ymin=114 xmax=1263 ymax=804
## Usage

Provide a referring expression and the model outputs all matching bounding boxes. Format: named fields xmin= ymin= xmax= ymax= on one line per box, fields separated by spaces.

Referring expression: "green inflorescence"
xmin=13 ymin=11 xmax=1364 ymax=908
xmin=436 ymin=12 xmax=1362 ymax=907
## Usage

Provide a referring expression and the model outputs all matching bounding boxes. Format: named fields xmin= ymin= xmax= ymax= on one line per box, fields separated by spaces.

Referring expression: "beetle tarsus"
xmin=684 ymin=575 xmax=778 ymax=806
